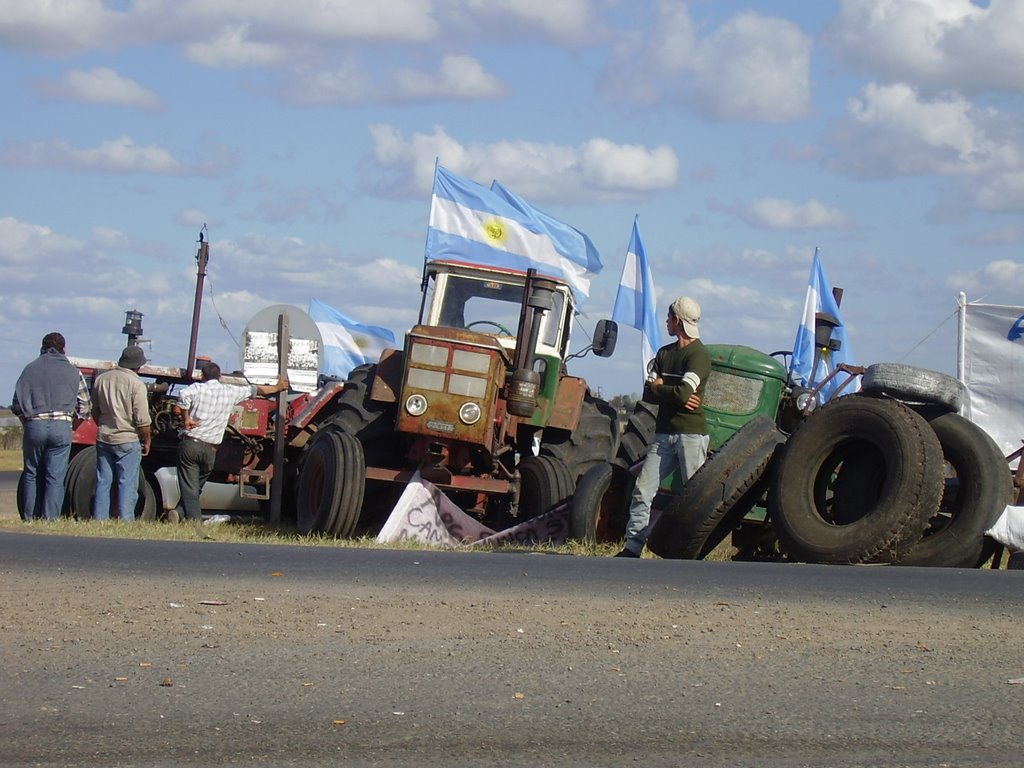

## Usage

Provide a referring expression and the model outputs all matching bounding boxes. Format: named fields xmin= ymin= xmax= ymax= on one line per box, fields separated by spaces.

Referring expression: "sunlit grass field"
xmin=0 ymin=449 xmax=21 ymax=472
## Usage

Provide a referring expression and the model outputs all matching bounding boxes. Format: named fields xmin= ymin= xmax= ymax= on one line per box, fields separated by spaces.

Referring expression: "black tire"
xmin=295 ymin=430 xmax=345 ymax=535
xmin=325 ymin=363 xmax=398 ymax=467
xmin=770 ymin=395 xmax=944 ymax=564
xmin=569 ymin=462 xmax=634 ymax=543
xmin=64 ymin=446 xmax=157 ymax=521
xmin=861 ymin=363 xmax=964 ymax=412
xmin=896 ymin=410 xmax=1013 ymax=568
xmin=647 ymin=417 xmax=784 ymax=560
xmin=518 ymin=455 xmax=574 ymax=517
xmin=327 ymin=431 xmax=366 ymax=539
xmin=540 ymin=392 xmax=620 ymax=481
xmin=614 ymin=401 xmax=658 ymax=469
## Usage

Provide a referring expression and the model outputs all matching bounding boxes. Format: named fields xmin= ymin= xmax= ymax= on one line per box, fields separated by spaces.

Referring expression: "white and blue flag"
xmin=425 ymin=165 xmax=601 ymax=304
xmin=789 ymin=248 xmax=856 ymax=401
xmin=612 ymin=218 xmax=663 ymax=380
xmin=308 ymin=298 xmax=397 ymax=380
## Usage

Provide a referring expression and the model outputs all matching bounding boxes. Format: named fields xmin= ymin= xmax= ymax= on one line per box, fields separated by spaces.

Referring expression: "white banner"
xmin=962 ymin=302 xmax=1024 ymax=459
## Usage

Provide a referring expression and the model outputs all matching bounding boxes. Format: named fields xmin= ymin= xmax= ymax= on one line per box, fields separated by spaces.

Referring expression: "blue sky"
xmin=2 ymin=0 xmax=1022 ymax=401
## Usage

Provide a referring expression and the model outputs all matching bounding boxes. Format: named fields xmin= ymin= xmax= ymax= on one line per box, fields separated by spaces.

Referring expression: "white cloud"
xmin=183 ymin=24 xmax=287 ymax=69
xmin=827 ymin=83 xmax=1023 ymax=178
xmin=0 ymin=216 xmax=83 ymax=264
xmin=947 ymin=258 xmax=1024 ymax=296
xmin=604 ymin=4 xmax=811 ymax=123
xmin=0 ymin=136 xmax=238 ymax=177
xmin=456 ymin=0 xmax=605 ymax=44
xmin=829 ymin=0 xmax=1024 ymax=94
xmin=391 ymin=55 xmax=507 ymax=101
xmin=37 ymin=67 xmax=164 ymax=110
xmin=367 ymin=124 xmax=678 ymax=203
xmin=744 ymin=198 xmax=850 ymax=230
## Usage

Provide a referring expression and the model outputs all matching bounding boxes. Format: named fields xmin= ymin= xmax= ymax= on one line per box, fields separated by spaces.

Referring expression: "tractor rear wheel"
xmin=615 ymin=401 xmax=658 ymax=469
xmin=539 ymin=392 xmax=619 ymax=481
xmin=63 ymin=446 xmax=157 ymax=521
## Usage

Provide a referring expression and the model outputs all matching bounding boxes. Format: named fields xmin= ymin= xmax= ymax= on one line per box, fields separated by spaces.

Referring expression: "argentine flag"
xmin=612 ymin=218 xmax=663 ymax=381
xmin=425 ymin=165 xmax=601 ymax=304
xmin=308 ymin=299 xmax=397 ymax=381
xmin=789 ymin=248 xmax=857 ymax=401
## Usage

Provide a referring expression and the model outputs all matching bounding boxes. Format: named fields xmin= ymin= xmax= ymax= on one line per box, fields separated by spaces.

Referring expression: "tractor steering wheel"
xmin=466 ymin=320 xmax=514 ymax=336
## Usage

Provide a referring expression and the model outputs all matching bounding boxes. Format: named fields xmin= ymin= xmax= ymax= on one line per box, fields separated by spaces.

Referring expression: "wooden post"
xmin=269 ymin=313 xmax=289 ymax=524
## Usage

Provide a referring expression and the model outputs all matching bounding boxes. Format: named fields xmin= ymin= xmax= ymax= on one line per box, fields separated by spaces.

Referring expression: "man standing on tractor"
xmin=616 ymin=297 xmax=711 ymax=558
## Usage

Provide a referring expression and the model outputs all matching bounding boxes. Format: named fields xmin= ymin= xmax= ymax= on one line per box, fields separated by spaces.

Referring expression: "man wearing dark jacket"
xmin=12 ymin=332 xmax=91 ymax=520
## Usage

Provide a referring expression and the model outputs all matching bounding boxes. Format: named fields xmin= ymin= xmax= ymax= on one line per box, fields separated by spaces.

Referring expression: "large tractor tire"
xmin=861 ymin=363 xmax=964 ymax=413
xmin=540 ymin=392 xmax=620 ymax=481
xmin=63 ymin=446 xmax=157 ymax=521
xmin=518 ymin=455 xmax=574 ymax=518
xmin=647 ymin=417 xmax=784 ymax=560
xmin=325 ymin=363 xmax=399 ymax=467
xmin=614 ymin=400 xmax=658 ymax=469
xmin=896 ymin=410 xmax=1013 ymax=568
xmin=770 ymin=395 xmax=944 ymax=565
xmin=569 ymin=462 xmax=634 ymax=544
xmin=296 ymin=430 xmax=345 ymax=535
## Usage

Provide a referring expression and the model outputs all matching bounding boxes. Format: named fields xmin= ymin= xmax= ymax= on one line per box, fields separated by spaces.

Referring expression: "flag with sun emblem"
xmin=308 ymin=298 xmax=397 ymax=381
xmin=425 ymin=165 xmax=601 ymax=304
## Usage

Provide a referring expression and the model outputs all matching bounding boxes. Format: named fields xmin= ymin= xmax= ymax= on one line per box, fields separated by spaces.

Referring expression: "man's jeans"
xmin=21 ymin=419 xmax=73 ymax=521
xmin=624 ymin=432 xmax=710 ymax=554
xmin=177 ymin=437 xmax=216 ymax=522
xmin=94 ymin=441 xmax=142 ymax=521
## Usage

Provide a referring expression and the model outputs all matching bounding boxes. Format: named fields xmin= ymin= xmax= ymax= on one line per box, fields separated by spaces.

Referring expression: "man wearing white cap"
xmin=616 ymin=296 xmax=712 ymax=557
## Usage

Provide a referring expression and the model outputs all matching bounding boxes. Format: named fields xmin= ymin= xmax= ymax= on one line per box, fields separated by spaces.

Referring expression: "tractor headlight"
xmin=406 ymin=393 xmax=428 ymax=416
xmin=459 ymin=401 xmax=482 ymax=425
xmin=794 ymin=389 xmax=818 ymax=414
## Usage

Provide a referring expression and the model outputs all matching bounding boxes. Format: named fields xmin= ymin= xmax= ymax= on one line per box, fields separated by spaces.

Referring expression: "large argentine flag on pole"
xmin=612 ymin=217 xmax=662 ymax=380
xmin=789 ymin=247 xmax=856 ymax=401
xmin=308 ymin=299 xmax=397 ymax=380
xmin=426 ymin=165 xmax=601 ymax=305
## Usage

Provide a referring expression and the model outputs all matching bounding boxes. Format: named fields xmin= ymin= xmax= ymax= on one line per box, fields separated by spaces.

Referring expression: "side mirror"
xmin=592 ymin=319 xmax=618 ymax=358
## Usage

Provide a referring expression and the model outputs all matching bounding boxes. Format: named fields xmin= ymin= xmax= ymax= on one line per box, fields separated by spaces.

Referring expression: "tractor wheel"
xmin=896 ymin=410 xmax=1013 ymax=568
xmin=64 ymin=446 xmax=157 ymax=521
xmin=325 ymin=363 xmax=398 ymax=467
xmin=569 ymin=462 xmax=633 ymax=544
xmin=615 ymin=400 xmax=658 ymax=469
xmin=539 ymin=392 xmax=619 ymax=481
xmin=861 ymin=363 xmax=964 ymax=412
xmin=647 ymin=417 xmax=784 ymax=560
xmin=327 ymin=431 xmax=366 ymax=539
xmin=770 ymin=395 xmax=944 ymax=564
xmin=296 ymin=430 xmax=345 ymax=535
xmin=518 ymin=455 xmax=574 ymax=517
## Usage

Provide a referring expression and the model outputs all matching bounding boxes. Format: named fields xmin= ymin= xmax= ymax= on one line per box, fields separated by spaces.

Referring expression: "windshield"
xmin=436 ymin=275 xmax=565 ymax=347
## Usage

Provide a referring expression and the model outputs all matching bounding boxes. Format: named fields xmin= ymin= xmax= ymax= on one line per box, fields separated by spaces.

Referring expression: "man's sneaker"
xmin=614 ymin=548 xmax=640 ymax=558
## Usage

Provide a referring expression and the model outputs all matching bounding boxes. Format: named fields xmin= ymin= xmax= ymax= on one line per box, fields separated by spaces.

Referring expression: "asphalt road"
xmin=2 ymin=531 xmax=1022 ymax=767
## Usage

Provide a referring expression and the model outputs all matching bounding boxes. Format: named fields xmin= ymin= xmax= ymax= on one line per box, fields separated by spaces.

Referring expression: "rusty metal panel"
xmin=546 ymin=375 xmax=585 ymax=431
xmin=370 ymin=348 xmax=404 ymax=402
xmin=365 ymin=465 xmax=511 ymax=494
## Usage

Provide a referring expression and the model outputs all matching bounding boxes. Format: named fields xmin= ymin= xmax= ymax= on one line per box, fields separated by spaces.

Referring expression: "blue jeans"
xmin=94 ymin=441 xmax=142 ymax=521
xmin=177 ymin=437 xmax=216 ymax=522
xmin=21 ymin=419 xmax=73 ymax=521
xmin=624 ymin=432 xmax=710 ymax=554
